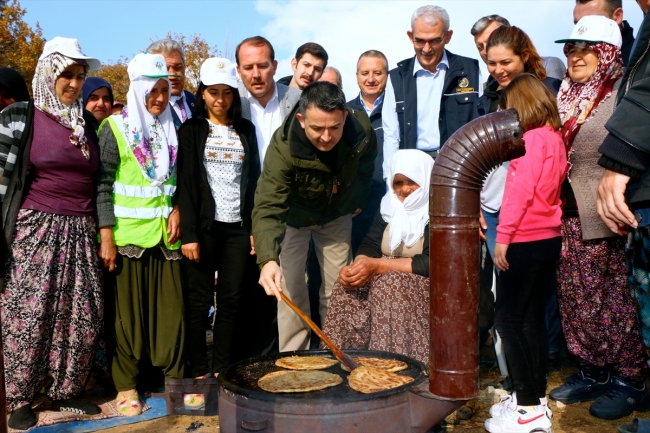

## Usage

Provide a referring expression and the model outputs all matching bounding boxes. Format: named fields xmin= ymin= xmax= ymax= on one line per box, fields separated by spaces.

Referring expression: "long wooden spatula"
xmin=279 ymin=291 xmax=359 ymax=371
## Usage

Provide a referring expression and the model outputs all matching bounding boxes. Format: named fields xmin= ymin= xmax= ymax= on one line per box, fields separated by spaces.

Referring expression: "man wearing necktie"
xmin=147 ymin=39 xmax=197 ymax=129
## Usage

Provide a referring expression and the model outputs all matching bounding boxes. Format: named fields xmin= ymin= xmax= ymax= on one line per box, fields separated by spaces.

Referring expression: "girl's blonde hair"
xmin=499 ymin=73 xmax=561 ymax=132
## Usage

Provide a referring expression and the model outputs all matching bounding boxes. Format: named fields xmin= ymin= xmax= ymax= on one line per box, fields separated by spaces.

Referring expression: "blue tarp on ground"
xmin=28 ymin=397 xmax=167 ymax=433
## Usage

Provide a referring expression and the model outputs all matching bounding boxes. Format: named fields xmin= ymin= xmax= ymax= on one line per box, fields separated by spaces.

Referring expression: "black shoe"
xmin=497 ymin=375 xmax=515 ymax=392
xmin=590 ymin=377 xmax=650 ymax=420
xmin=8 ymin=404 xmax=37 ymax=430
xmin=51 ymin=398 xmax=101 ymax=415
xmin=549 ymin=370 xmax=610 ymax=404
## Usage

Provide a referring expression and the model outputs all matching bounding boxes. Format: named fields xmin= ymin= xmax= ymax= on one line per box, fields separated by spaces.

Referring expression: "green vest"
xmin=100 ymin=117 xmax=180 ymax=250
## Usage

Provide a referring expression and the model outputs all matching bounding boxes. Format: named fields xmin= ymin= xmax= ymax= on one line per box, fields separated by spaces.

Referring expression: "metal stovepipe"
xmin=429 ymin=109 xmax=525 ymax=399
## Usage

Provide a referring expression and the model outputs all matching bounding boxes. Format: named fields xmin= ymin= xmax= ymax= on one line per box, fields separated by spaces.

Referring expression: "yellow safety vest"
xmin=99 ymin=116 xmax=180 ymax=250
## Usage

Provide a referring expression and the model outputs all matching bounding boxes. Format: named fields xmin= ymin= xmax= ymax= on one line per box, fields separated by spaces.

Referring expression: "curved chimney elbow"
xmin=429 ymin=109 xmax=525 ymax=400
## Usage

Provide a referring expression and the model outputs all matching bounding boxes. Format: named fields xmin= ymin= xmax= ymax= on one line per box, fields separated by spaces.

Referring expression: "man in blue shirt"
xmin=382 ymin=5 xmax=480 ymax=174
xmin=348 ymin=50 xmax=388 ymax=253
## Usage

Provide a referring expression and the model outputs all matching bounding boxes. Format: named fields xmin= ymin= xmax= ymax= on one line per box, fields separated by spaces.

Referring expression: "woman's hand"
xmin=494 ymin=242 xmax=509 ymax=272
xmin=98 ymin=227 xmax=117 ymax=272
xmin=250 ymin=235 xmax=255 ymax=255
xmin=338 ymin=256 xmax=379 ymax=290
xmin=597 ymin=169 xmax=635 ymax=235
xmin=167 ymin=205 xmax=181 ymax=244
xmin=479 ymin=209 xmax=487 ymax=242
xmin=182 ymin=242 xmax=200 ymax=262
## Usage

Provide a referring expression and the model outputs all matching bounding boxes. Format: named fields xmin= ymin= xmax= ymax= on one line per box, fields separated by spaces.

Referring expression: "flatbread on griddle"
xmin=348 ymin=365 xmax=414 ymax=394
xmin=258 ymin=370 xmax=343 ymax=393
xmin=275 ymin=355 xmax=338 ymax=370
xmin=340 ymin=357 xmax=408 ymax=373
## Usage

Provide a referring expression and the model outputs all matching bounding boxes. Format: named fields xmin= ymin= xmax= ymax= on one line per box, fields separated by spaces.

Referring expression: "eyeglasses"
xmin=412 ymin=36 xmax=446 ymax=48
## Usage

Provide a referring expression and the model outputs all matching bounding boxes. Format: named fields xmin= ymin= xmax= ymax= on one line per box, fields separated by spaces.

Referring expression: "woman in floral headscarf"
xmin=0 ymin=37 xmax=103 ymax=429
xmin=96 ymin=52 xmax=184 ymax=417
xmin=549 ymin=16 xmax=649 ymax=420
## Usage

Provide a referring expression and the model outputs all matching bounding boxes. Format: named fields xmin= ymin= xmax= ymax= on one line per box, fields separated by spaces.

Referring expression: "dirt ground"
xmin=96 ymin=363 xmax=644 ymax=433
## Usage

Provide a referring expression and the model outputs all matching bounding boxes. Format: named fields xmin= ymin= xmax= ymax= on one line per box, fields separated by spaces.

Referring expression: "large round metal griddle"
xmin=219 ymin=349 xmax=428 ymax=402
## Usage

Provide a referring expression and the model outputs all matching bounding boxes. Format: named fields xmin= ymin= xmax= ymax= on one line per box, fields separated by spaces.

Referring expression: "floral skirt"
xmin=557 ymin=216 xmax=646 ymax=381
xmin=1 ymin=209 xmax=103 ymax=411
xmin=321 ymin=271 xmax=430 ymax=364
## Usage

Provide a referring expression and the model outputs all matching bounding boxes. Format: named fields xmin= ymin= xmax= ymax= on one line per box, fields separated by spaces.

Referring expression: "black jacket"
xmin=621 ymin=20 xmax=636 ymax=67
xmin=176 ymin=116 xmax=260 ymax=244
xmin=388 ymin=51 xmax=480 ymax=149
xmin=356 ymin=210 xmax=429 ymax=277
xmin=277 ymin=76 xmax=292 ymax=87
xmin=599 ymin=11 xmax=650 ymax=205
xmin=170 ymin=89 xmax=197 ymax=128
xmin=476 ymin=76 xmax=561 ymax=117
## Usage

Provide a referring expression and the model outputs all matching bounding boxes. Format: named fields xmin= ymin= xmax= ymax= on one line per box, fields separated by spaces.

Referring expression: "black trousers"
xmin=182 ymin=221 xmax=250 ymax=377
xmin=494 ymin=237 xmax=561 ymax=406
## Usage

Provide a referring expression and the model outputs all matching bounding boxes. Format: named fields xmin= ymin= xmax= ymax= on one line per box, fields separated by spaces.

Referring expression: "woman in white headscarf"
xmin=0 ymin=37 xmax=103 ymax=429
xmin=96 ymin=52 xmax=184 ymax=417
xmin=321 ymin=149 xmax=434 ymax=364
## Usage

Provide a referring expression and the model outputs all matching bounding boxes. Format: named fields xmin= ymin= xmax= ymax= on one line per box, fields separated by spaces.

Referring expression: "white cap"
xmin=39 ymin=37 xmax=101 ymax=71
xmin=555 ymin=15 xmax=622 ymax=48
xmin=127 ymin=53 xmax=170 ymax=81
xmin=200 ymin=58 xmax=238 ymax=88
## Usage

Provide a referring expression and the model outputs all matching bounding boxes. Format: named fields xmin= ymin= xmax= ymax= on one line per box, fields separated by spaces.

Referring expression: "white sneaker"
xmin=485 ymin=403 xmax=552 ymax=433
xmin=539 ymin=397 xmax=553 ymax=421
xmin=489 ymin=392 xmax=517 ymax=418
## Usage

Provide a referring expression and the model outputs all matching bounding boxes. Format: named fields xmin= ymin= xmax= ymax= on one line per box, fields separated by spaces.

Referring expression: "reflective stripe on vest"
xmin=113 ymin=182 xmax=177 ymax=199
xmin=100 ymin=116 xmax=180 ymax=250
xmin=113 ymin=205 xmax=174 ymax=219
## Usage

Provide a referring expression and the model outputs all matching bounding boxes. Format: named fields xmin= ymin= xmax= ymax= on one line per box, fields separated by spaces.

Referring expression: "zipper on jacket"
xmin=332 ymin=175 xmax=338 ymax=194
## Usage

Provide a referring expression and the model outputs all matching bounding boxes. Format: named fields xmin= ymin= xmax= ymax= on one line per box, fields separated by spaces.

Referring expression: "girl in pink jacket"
xmin=485 ymin=74 xmax=567 ymax=433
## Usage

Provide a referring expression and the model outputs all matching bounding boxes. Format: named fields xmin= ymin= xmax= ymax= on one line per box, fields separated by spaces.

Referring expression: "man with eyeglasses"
xmin=382 ymin=5 xmax=480 ymax=174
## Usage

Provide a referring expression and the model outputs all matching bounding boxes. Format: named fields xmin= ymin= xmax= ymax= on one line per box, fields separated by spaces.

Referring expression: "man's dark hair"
xmin=294 ymin=42 xmax=328 ymax=68
xmin=297 ymin=81 xmax=346 ymax=115
xmin=575 ymin=0 xmax=622 ymax=16
xmin=235 ymin=36 xmax=275 ymax=65
xmin=195 ymin=83 xmax=243 ymax=127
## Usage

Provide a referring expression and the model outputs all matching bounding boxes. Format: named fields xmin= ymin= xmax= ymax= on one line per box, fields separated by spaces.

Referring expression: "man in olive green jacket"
xmin=252 ymin=81 xmax=377 ymax=351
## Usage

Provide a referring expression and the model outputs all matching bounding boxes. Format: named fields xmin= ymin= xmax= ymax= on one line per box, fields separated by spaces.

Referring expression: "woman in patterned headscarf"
xmin=96 ymin=52 xmax=184 ymax=417
xmin=0 ymin=37 xmax=103 ymax=429
xmin=549 ymin=16 xmax=650 ymax=421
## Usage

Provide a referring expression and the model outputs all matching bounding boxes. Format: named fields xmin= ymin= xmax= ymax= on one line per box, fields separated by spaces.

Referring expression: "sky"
xmin=20 ymin=0 xmax=646 ymax=100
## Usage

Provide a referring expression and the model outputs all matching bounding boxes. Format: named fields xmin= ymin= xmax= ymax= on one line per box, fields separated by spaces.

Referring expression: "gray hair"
xmin=411 ymin=5 xmax=450 ymax=33
xmin=357 ymin=50 xmax=389 ymax=72
xmin=324 ymin=67 xmax=343 ymax=89
xmin=470 ymin=15 xmax=511 ymax=36
xmin=146 ymin=39 xmax=186 ymax=66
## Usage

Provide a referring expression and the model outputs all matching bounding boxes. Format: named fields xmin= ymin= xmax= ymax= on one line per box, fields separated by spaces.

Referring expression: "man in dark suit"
xmin=347 ymin=50 xmax=388 ymax=253
xmin=146 ymin=39 xmax=196 ymax=128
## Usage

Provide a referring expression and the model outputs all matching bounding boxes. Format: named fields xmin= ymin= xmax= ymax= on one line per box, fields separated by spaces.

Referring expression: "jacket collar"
xmin=412 ymin=51 xmax=449 ymax=76
xmin=281 ymin=106 xmax=366 ymax=165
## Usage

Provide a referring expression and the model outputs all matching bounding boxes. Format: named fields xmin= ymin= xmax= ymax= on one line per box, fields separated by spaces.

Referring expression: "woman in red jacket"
xmin=485 ymin=73 xmax=566 ymax=433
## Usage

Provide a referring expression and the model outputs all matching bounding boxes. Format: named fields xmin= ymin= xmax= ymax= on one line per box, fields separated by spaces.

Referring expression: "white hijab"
xmin=123 ymin=76 xmax=178 ymax=186
xmin=380 ymin=150 xmax=434 ymax=253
